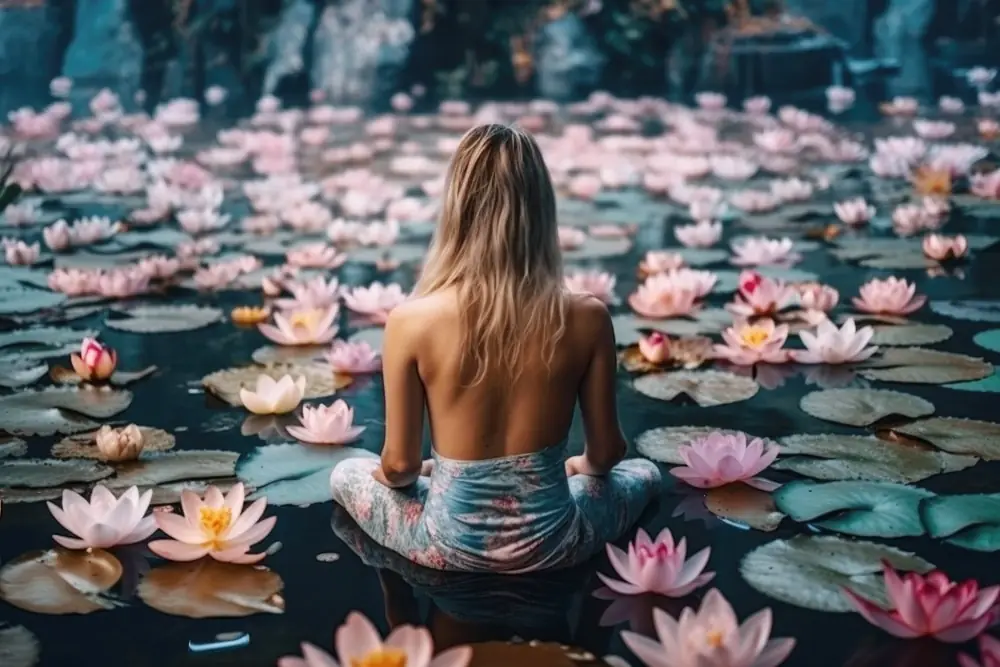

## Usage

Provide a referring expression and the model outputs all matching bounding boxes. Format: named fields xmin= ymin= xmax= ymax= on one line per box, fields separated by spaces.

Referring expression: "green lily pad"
xmin=773 ymin=480 xmax=933 ymax=537
xmin=920 ymin=494 xmax=1000 ymax=552
xmin=0 ymin=327 xmax=96 ymax=351
xmin=799 ymin=388 xmax=934 ymax=427
xmin=740 ymin=535 xmax=934 ymax=612
xmin=859 ymin=346 xmax=994 ymax=384
xmin=946 ymin=371 xmax=1000 ymax=393
xmin=237 ymin=443 xmax=377 ymax=507
xmin=870 ymin=324 xmax=953 ymax=347
xmin=890 ymin=417 xmax=1000 ymax=460
xmin=931 ymin=300 xmax=1000 ymax=323
xmin=0 ymin=287 xmax=66 ymax=315
xmin=973 ymin=329 xmax=1000 ymax=354
xmin=633 ymin=370 xmax=759 ymax=407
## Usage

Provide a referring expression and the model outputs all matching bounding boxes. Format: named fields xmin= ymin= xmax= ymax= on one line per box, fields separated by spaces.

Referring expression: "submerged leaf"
xmin=633 ymin=370 xmax=759 ymax=407
xmin=0 ymin=459 xmax=113 ymax=488
xmin=106 ymin=305 xmax=224 ymax=333
xmin=704 ymin=484 xmax=785 ymax=531
xmin=890 ymin=417 xmax=1000 ymax=460
xmin=237 ymin=443 xmax=377 ymax=506
xmin=137 ymin=560 xmax=284 ymax=618
xmin=799 ymin=388 xmax=934 ymax=427
xmin=202 ymin=363 xmax=351 ymax=406
xmin=870 ymin=324 xmax=953 ymax=346
xmin=921 ymin=494 xmax=1000 ymax=552
xmin=0 ymin=548 xmax=123 ymax=615
xmin=740 ymin=535 xmax=934 ymax=612
xmin=0 ymin=624 xmax=40 ymax=667
xmin=774 ymin=480 xmax=933 ymax=537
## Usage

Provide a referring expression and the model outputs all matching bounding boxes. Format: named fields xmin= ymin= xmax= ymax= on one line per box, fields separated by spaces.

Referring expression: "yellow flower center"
xmin=740 ymin=326 xmax=770 ymax=348
xmin=705 ymin=629 xmax=725 ymax=648
xmin=198 ymin=507 xmax=232 ymax=546
xmin=350 ymin=649 xmax=407 ymax=667
xmin=289 ymin=310 xmax=319 ymax=330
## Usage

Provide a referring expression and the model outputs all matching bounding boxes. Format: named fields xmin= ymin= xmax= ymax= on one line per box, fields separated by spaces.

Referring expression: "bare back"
xmin=379 ymin=287 xmax=624 ymax=464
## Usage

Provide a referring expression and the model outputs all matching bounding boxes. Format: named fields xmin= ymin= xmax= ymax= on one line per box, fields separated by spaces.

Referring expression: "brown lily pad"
xmin=889 ymin=418 xmax=1000 ymax=460
xmin=859 ymin=347 xmax=993 ymax=384
xmin=0 ymin=548 xmax=123 ymax=615
xmin=202 ymin=363 xmax=352 ymax=406
xmin=633 ymin=370 xmax=759 ymax=407
xmin=619 ymin=336 xmax=713 ymax=373
xmin=52 ymin=427 xmax=176 ymax=460
xmin=704 ymin=484 xmax=785 ymax=532
xmin=799 ymin=388 xmax=934 ymax=427
xmin=773 ymin=433 xmax=978 ymax=483
xmin=50 ymin=365 xmax=158 ymax=387
xmin=108 ymin=450 xmax=239 ymax=489
xmin=870 ymin=324 xmax=953 ymax=347
xmin=137 ymin=559 xmax=284 ymax=618
xmin=0 ymin=459 xmax=113 ymax=489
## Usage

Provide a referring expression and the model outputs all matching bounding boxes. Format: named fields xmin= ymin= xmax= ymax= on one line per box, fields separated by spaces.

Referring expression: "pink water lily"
xmin=640 ymin=251 xmax=686 ymax=275
xmin=258 ymin=307 xmax=339 ymax=346
xmin=279 ymin=612 xmax=472 ymax=667
xmin=71 ymin=337 xmax=117 ymax=381
xmin=2 ymin=239 xmax=40 ymax=265
xmin=797 ymin=283 xmax=839 ymax=313
xmin=564 ymin=270 xmax=617 ymax=303
xmin=275 ymin=276 xmax=341 ymax=310
xmin=844 ymin=564 xmax=1000 ymax=643
xmin=960 ymin=635 xmax=1000 ymax=667
xmin=598 ymin=528 xmax=714 ymax=598
xmin=730 ymin=237 xmax=800 ymax=267
xmin=638 ymin=332 xmax=669 ymax=364
xmin=853 ymin=277 xmax=926 ymax=315
xmin=342 ymin=282 xmax=409 ymax=324
xmin=326 ymin=340 xmax=381 ymax=374
xmin=727 ymin=271 xmax=795 ymax=318
xmin=622 ymin=589 xmax=795 ymax=667
xmin=794 ymin=318 xmax=878 ymax=364
xmin=48 ymin=486 xmax=156 ymax=549
xmin=149 ymin=483 xmax=276 ymax=564
xmin=286 ymin=401 xmax=365 ymax=445
xmin=714 ymin=319 xmax=790 ymax=365
xmin=285 ymin=243 xmax=347 ymax=269
xmin=923 ymin=234 xmax=968 ymax=261
xmin=833 ymin=198 xmax=875 ymax=226
xmin=674 ymin=220 xmax=722 ymax=248
xmin=671 ymin=431 xmax=780 ymax=490
xmin=629 ymin=275 xmax=700 ymax=319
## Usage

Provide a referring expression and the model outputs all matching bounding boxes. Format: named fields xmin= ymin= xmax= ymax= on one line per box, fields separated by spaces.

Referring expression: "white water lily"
xmin=239 ymin=374 xmax=306 ymax=415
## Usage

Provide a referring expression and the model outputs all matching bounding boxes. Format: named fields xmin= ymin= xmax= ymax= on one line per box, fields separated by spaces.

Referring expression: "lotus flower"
xmin=674 ymin=220 xmax=722 ymax=248
xmin=275 ymin=276 xmax=341 ymax=311
xmin=923 ymin=234 xmax=968 ymax=261
xmin=914 ymin=120 xmax=955 ymax=140
xmin=971 ymin=170 xmax=1000 ymax=200
xmin=714 ymin=319 xmax=790 ymax=366
xmin=960 ymin=635 xmax=1000 ymax=667
xmin=286 ymin=401 xmax=365 ymax=445
xmin=770 ymin=178 xmax=813 ymax=203
xmin=3 ymin=240 xmax=39 ymax=265
xmin=844 ymin=564 xmax=1000 ymax=643
xmin=258 ymin=307 xmax=338 ymax=346
xmin=565 ymin=270 xmax=616 ymax=303
xmin=558 ymin=226 xmax=587 ymax=249
xmin=794 ymin=318 xmax=878 ymax=365
xmin=640 ymin=251 xmax=685 ymax=275
xmin=797 ymin=283 xmax=839 ymax=313
xmin=729 ymin=190 xmax=779 ymax=213
xmin=48 ymin=485 xmax=157 ymax=549
xmin=639 ymin=332 xmax=669 ymax=364
xmin=671 ymin=431 xmax=780 ymax=490
xmin=70 ymin=338 xmax=117 ymax=381
xmin=979 ymin=119 xmax=1000 ymax=141
xmin=279 ymin=612 xmax=472 ymax=667
xmin=95 ymin=424 xmax=145 ymax=462
xmin=628 ymin=275 xmax=700 ymax=319
xmin=326 ymin=340 xmax=381 ymax=374
xmin=177 ymin=208 xmax=230 ymax=234
xmin=730 ymin=237 xmax=800 ymax=267
xmin=892 ymin=203 xmax=935 ymax=237
xmin=726 ymin=270 xmax=795 ymax=318
xmin=285 ymin=243 xmax=347 ymax=269
xmin=834 ymin=198 xmax=875 ymax=226
xmin=43 ymin=220 xmax=72 ymax=251
xmin=622 ymin=589 xmax=795 ymax=667
xmin=239 ymin=374 xmax=306 ymax=415
xmin=598 ymin=528 xmax=714 ymax=598
xmin=148 ymin=483 xmax=276 ymax=564
xmin=853 ymin=277 xmax=926 ymax=315
xmin=743 ymin=95 xmax=771 ymax=114
xmin=342 ymin=282 xmax=409 ymax=324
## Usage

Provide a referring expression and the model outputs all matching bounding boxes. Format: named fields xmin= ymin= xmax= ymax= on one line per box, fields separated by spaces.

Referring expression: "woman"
xmin=331 ymin=124 xmax=661 ymax=573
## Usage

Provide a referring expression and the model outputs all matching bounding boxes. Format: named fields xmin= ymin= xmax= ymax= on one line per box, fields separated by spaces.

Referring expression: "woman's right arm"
xmin=573 ymin=298 xmax=627 ymax=475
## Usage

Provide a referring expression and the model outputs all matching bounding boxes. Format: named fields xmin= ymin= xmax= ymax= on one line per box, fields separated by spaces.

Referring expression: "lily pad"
xmin=675 ymin=248 xmax=729 ymax=266
xmin=740 ymin=535 xmax=934 ymax=612
xmin=612 ymin=310 xmax=730 ymax=345
xmin=774 ymin=433 xmax=977 ymax=483
xmin=109 ymin=450 xmax=239 ymax=488
xmin=237 ymin=443 xmax=377 ymax=506
xmin=137 ymin=560 xmax=284 ymax=618
xmin=562 ymin=237 xmax=632 ymax=261
xmin=756 ymin=266 xmax=819 ymax=283
xmin=870 ymin=324 xmax=953 ymax=346
xmin=113 ymin=228 xmax=190 ymax=249
xmin=0 ymin=437 xmax=27 ymax=459
xmin=147 ymin=478 xmax=243 ymax=506
xmin=859 ymin=254 xmax=935 ymax=270
xmin=890 ymin=417 xmax=1000 ymax=460
xmin=0 ymin=459 xmax=113 ymax=488
xmin=921 ymin=494 xmax=1000 ymax=552
xmin=251 ymin=345 xmax=326 ymax=365
xmin=773 ymin=480 xmax=933 ymax=537
xmin=633 ymin=370 xmax=759 ymax=407
xmin=0 ymin=624 xmax=40 ymax=667
xmin=799 ymin=388 xmax=934 ymax=427
xmin=0 ymin=548 xmax=123 ymax=615
xmin=0 ymin=287 xmax=66 ymax=315
xmin=0 ymin=326 xmax=95 ymax=353
xmin=636 ymin=426 xmax=760 ymax=464
xmin=51 ymin=427 xmax=176 ymax=459
xmin=704 ymin=484 xmax=785 ymax=531
xmin=930 ymin=300 xmax=1000 ymax=323
xmin=860 ymin=347 xmax=993 ymax=384
xmin=973 ymin=329 xmax=1000 ymax=354
xmin=202 ymin=363 xmax=351 ymax=406
xmin=348 ymin=328 xmax=385 ymax=350
xmin=0 ymin=358 xmax=48 ymax=388
xmin=350 ymin=243 xmax=427 ymax=266
xmin=106 ymin=305 xmax=224 ymax=333
xmin=946 ymin=372 xmax=1000 ymax=394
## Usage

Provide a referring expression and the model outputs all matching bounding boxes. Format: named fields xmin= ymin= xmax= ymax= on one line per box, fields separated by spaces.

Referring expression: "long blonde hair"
xmin=415 ymin=123 xmax=566 ymax=384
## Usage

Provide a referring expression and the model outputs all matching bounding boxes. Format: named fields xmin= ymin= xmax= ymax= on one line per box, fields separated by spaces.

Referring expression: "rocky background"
xmin=0 ymin=0 xmax=996 ymax=116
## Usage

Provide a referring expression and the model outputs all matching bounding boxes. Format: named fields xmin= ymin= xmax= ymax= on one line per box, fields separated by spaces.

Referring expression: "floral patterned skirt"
xmin=330 ymin=444 xmax=662 ymax=573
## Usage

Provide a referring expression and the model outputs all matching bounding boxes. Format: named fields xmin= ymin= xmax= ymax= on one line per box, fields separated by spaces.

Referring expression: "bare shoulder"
xmin=566 ymin=293 xmax=613 ymax=344
xmin=385 ymin=291 xmax=456 ymax=343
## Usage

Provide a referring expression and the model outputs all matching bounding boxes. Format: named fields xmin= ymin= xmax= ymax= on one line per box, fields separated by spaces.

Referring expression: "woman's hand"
xmin=565 ymin=454 xmax=607 ymax=477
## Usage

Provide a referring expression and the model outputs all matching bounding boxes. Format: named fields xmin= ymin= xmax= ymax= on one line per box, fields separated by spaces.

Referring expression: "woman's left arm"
xmin=374 ymin=304 xmax=426 ymax=488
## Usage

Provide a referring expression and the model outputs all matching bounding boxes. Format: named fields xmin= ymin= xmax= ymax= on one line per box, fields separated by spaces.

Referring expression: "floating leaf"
xmin=237 ymin=443 xmax=377 ymax=506
xmin=773 ymin=480 xmax=933 ymax=537
xmin=106 ymin=305 xmax=223 ymax=333
xmin=0 ymin=548 xmax=123 ymax=615
xmin=0 ymin=358 xmax=48 ymax=389
xmin=0 ymin=267 xmax=51 ymax=289
xmin=612 ymin=310 xmax=730 ymax=345
xmin=946 ymin=372 xmax=1000 ymax=394
xmin=859 ymin=254 xmax=934 ymax=270
xmin=859 ymin=347 xmax=993 ymax=384
xmin=931 ymin=300 xmax=1000 ymax=323
xmin=704 ymin=484 xmax=785 ymax=531
xmin=0 ymin=387 xmax=133 ymax=435
xmin=562 ymin=237 xmax=631 ymax=261
xmin=870 ymin=324 xmax=953 ymax=346
xmin=251 ymin=345 xmax=325 ymax=365
xmin=774 ymin=433 xmax=977 ymax=483
xmin=0 ymin=624 xmax=40 ymax=667
xmin=137 ymin=560 xmax=284 ymax=618
xmin=974 ymin=329 xmax=1000 ymax=354
xmin=147 ymin=478 xmax=243 ymax=506
xmin=348 ymin=328 xmax=385 ymax=350
xmin=636 ymin=426 xmax=757 ymax=464
xmin=50 ymin=365 xmax=157 ymax=387
xmin=0 ymin=437 xmax=27 ymax=459
xmin=740 ymin=535 xmax=934 ymax=612
xmin=620 ymin=337 xmax=713 ymax=373
xmin=113 ymin=228 xmax=190 ymax=250
xmin=799 ymin=388 xmax=934 ymax=427
xmin=921 ymin=494 xmax=1000 ymax=552
xmin=0 ymin=326 xmax=94 ymax=352
xmin=633 ymin=371 xmax=759 ymax=407
xmin=890 ymin=417 xmax=1000 ymax=460
xmin=202 ymin=363 xmax=351 ymax=407
xmin=51 ymin=427 xmax=176 ymax=459
xmin=756 ymin=266 xmax=819 ymax=283
xmin=0 ymin=459 xmax=113 ymax=488
xmin=0 ymin=287 xmax=67 ymax=315
xmin=675 ymin=248 xmax=728 ymax=266
xmin=109 ymin=450 xmax=239 ymax=489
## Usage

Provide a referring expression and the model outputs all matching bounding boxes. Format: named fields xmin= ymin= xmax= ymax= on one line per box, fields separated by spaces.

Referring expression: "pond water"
xmin=1 ymin=60 xmax=1000 ymax=667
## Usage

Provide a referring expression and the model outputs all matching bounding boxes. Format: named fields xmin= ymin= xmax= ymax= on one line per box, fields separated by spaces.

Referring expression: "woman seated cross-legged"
xmin=330 ymin=123 xmax=662 ymax=573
